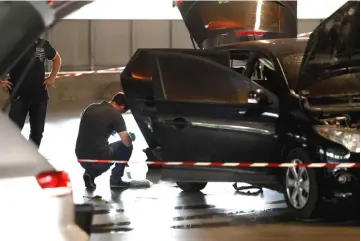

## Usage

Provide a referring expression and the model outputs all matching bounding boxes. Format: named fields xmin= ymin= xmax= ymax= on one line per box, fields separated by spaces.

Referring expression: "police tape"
xmin=78 ymin=159 xmax=360 ymax=168
xmin=55 ymin=67 xmax=125 ymax=79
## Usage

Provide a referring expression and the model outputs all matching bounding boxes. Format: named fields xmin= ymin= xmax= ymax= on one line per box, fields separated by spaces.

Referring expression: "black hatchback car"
xmin=121 ymin=1 xmax=360 ymax=218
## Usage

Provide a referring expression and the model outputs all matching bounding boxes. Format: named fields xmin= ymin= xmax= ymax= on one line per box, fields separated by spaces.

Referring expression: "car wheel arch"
xmin=280 ymin=140 xmax=303 ymax=162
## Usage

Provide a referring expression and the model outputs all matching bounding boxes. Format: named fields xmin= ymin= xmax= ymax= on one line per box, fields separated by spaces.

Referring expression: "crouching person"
xmin=75 ymin=92 xmax=134 ymax=190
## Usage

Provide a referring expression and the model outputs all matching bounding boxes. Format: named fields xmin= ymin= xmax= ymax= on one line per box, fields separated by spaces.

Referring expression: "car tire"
xmin=176 ymin=182 xmax=207 ymax=192
xmin=282 ymin=148 xmax=323 ymax=219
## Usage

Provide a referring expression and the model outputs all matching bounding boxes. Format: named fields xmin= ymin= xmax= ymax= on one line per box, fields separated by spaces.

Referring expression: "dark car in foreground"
xmin=0 ymin=1 xmax=94 ymax=238
xmin=121 ymin=1 xmax=360 ymax=218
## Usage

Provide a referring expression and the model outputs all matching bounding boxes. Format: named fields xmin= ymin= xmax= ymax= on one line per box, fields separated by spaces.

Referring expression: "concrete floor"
xmin=20 ymin=104 xmax=360 ymax=241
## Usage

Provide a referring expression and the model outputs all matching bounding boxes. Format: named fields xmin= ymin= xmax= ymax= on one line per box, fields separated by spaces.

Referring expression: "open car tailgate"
xmin=173 ymin=0 xmax=298 ymax=48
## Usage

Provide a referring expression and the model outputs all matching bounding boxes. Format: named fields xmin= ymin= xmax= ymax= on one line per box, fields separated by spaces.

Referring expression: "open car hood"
xmin=173 ymin=0 xmax=298 ymax=48
xmin=0 ymin=1 xmax=92 ymax=80
xmin=297 ymin=1 xmax=360 ymax=96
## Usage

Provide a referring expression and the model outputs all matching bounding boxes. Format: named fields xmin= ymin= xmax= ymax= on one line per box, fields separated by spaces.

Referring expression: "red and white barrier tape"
xmin=55 ymin=67 xmax=125 ymax=79
xmin=297 ymin=32 xmax=312 ymax=37
xmin=78 ymin=159 xmax=360 ymax=168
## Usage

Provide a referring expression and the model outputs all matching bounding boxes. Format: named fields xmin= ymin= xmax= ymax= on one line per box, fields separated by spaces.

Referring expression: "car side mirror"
xmin=247 ymin=89 xmax=270 ymax=105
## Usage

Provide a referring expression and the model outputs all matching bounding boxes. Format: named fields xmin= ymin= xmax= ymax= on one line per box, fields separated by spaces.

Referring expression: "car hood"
xmin=173 ymin=0 xmax=298 ymax=49
xmin=297 ymin=1 xmax=360 ymax=95
xmin=0 ymin=1 xmax=91 ymax=81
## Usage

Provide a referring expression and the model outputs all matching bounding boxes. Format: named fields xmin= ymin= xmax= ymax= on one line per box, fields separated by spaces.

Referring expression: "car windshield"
xmin=279 ymin=52 xmax=360 ymax=101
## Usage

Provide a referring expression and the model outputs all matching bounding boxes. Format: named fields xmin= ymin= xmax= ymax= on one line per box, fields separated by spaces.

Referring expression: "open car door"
xmin=297 ymin=1 xmax=360 ymax=105
xmin=122 ymin=49 xmax=280 ymax=163
xmin=174 ymin=0 xmax=298 ymax=48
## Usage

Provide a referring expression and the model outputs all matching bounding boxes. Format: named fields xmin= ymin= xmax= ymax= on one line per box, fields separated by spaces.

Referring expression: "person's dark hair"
xmin=111 ymin=92 xmax=129 ymax=111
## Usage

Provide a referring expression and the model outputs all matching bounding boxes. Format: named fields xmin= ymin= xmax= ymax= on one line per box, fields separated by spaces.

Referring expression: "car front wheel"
xmin=176 ymin=182 xmax=207 ymax=192
xmin=282 ymin=148 xmax=323 ymax=219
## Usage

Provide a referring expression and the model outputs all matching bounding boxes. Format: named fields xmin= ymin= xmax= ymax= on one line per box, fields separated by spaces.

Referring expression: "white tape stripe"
xmin=194 ymin=162 xmax=212 ymax=166
xmin=164 ymin=162 xmax=183 ymax=166
xmin=80 ymin=159 xmax=90 ymax=163
xmin=222 ymin=163 xmax=240 ymax=167
xmin=116 ymin=160 xmax=127 ymax=164
xmin=336 ymin=163 xmax=356 ymax=168
xmin=250 ymin=163 xmax=269 ymax=167
xmin=279 ymin=163 xmax=297 ymax=167
xmin=308 ymin=163 xmax=326 ymax=168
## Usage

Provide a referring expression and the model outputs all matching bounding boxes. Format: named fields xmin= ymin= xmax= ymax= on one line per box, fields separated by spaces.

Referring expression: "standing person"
xmin=5 ymin=36 xmax=61 ymax=148
xmin=75 ymin=92 xmax=135 ymax=190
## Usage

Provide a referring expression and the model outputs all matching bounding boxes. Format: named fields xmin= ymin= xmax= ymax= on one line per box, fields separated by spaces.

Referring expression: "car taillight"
xmin=36 ymin=170 xmax=72 ymax=197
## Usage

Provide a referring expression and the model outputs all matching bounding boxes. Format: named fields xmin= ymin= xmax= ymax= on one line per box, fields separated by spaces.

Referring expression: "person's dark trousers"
xmin=79 ymin=141 xmax=133 ymax=182
xmin=8 ymin=96 xmax=48 ymax=148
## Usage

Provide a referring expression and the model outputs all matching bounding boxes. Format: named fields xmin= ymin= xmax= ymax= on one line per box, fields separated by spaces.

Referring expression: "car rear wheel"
xmin=176 ymin=182 xmax=207 ymax=192
xmin=282 ymin=148 xmax=323 ymax=219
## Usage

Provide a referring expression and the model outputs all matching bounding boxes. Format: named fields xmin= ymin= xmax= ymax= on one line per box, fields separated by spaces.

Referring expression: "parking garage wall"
xmin=0 ymin=19 xmax=324 ymax=110
xmin=46 ymin=19 xmax=323 ymax=71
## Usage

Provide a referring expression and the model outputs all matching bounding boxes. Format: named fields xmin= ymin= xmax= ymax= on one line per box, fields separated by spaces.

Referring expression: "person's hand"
xmin=44 ymin=76 xmax=56 ymax=88
xmin=128 ymin=132 xmax=136 ymax=141
xmin=0 ymin=80 xmax=12 ymax=90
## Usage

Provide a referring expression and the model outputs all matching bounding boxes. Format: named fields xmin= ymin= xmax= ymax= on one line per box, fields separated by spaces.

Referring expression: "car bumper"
xmin=75 ymin=204 xmax=94 ymax=236
xmin=315 ymin=148 xmax=360 ymax=200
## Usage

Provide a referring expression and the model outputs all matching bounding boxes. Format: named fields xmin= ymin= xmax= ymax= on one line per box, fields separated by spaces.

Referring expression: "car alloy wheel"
xmin=285 ymin=159 xmax=310 ymax=210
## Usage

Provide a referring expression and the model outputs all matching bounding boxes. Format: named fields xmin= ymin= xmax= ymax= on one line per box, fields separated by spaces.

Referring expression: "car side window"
xmin=156 ymin=52 xmax=252 ymax=104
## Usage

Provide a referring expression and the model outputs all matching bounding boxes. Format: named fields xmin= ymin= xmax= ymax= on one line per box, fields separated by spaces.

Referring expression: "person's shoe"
xmin=83 ymin=173 xmax=96 ymax=189
xmin=110 ymin=180 xmax=131 ymax=189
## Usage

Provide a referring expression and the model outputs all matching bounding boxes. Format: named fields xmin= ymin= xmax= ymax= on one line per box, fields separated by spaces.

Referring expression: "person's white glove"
xmin=129 ymin=132 xmax=136 ymax=141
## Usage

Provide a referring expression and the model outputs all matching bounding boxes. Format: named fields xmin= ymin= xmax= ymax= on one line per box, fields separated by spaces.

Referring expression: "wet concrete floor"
xmin=20 ymin=106 xmax=360 ymax=241
xmin=85 ymin=170 xmax=359 ymax=241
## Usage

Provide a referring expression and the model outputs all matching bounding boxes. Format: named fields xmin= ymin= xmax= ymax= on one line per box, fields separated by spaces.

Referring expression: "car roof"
xmin=215 ymin=37 xmax=308 ymax=57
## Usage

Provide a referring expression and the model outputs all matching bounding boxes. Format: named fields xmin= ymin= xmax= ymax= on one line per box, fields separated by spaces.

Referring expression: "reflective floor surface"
xmin=20 ymin=105 xmax=360 ymax=241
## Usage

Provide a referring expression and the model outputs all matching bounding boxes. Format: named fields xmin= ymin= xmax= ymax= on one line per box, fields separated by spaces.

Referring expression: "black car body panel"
xmin=122 ymin=1 xmax=360 ymax=204
xmin=122 ymin=49 xmax=280 ymax=164
xmin=122 ymin=48 xmax=232 ymax=150
xmin=174 ymin=0 xmax=298 ymax=48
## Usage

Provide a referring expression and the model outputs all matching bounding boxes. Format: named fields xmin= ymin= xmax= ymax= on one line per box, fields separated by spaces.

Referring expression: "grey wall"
xmin=47 ymin=19 xmax=322 ymax=71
